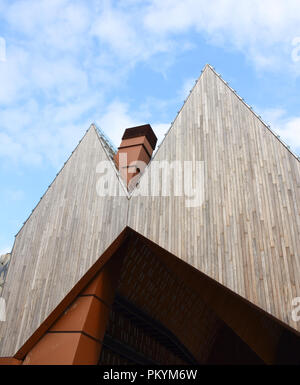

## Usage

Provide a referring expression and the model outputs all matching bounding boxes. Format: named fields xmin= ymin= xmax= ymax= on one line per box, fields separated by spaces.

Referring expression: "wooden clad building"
xmin=0 ymin=65 xmax=299 ymax=365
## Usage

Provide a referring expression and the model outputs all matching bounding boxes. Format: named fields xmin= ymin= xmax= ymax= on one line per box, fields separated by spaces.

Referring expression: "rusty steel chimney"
xmin=114 ymin=124 xmax=157 ymax=189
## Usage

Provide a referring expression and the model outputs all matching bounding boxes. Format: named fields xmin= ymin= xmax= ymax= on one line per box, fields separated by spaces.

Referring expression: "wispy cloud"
xmin=3 ymin=189 xmax=24 ymax=202
xmin=96 ymin=100 xmax=170 ymax=148
xmin=0 ymin=0 xmax=299 ymax=256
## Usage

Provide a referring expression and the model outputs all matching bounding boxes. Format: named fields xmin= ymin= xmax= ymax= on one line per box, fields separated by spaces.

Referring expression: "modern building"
xmin=0 ymin=65 xmax=299 ymax=365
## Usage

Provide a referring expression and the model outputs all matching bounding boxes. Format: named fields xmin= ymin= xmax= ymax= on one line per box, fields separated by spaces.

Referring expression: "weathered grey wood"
xmin=128 ymin=65 xmax=300 ymax=333
xmin=0 ymin=126 xmax=129 ymax=357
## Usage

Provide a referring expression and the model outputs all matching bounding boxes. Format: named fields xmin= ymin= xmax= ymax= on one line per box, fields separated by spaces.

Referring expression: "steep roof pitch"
xmin=1 ymin=64 xmax=299 ymax=358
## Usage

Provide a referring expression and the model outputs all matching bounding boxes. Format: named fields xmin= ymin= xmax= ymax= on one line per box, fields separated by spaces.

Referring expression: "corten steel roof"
xmin=122 ymin=124 xmax=158 ymax=150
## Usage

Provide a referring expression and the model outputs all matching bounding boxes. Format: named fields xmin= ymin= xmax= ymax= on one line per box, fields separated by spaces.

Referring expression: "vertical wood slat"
xmin=128 ymin=65 xmax=300 ymax=332
xmin=0 ymin=126 xmax=129 ymax=357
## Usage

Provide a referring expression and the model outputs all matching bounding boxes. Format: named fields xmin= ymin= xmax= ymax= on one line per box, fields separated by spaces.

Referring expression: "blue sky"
xmin=0 ymin=0 xmax=300 ymax=254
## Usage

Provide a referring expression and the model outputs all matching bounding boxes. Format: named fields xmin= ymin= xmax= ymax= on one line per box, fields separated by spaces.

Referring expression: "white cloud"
xmin=91 ymin=8 xmax=141 ymax=60
xmin=1 ymin=0 xmax=299 ymax=257
xmin=0 ymin=96 xmax=101 ymax=167
xmin=5 ymin=0 xmax=90 ymax=52
xmin=1 ymin=0 xmax=300 ymax=170
xmin=280 ymin=118 xmax=300 ymax=152
xmin=0 ymin=132 xmax=23 ymax=160
xmin=0 ymin=0 xmax=178 ymax=168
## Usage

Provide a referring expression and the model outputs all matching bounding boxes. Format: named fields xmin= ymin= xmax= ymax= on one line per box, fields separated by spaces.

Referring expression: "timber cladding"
xmin=0 ymin=65 xmax=299 ymax=357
